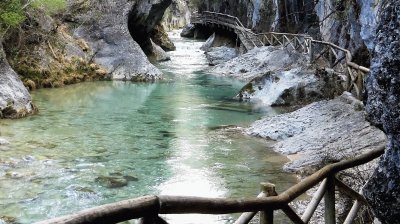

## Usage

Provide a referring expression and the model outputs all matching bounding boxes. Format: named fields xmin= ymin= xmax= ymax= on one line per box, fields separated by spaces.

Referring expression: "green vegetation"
xmin=0 ymin=0 xmax=66 ymax=37
xmin=0 ymin=0 xmax=25 ymax=34
xmin=31 ymin=0 xmax=66 ymax=14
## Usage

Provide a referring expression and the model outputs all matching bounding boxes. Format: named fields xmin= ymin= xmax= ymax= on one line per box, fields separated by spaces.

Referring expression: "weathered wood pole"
xmin=356 ymin=70 xmax=364 ymax=100
xmin=324 ymin=175 xmax=335 ymax=224
xmin=259 ymin=183 xmax=276 ymax=224
xmin=308 ymin=39 xmax=314 ymax=63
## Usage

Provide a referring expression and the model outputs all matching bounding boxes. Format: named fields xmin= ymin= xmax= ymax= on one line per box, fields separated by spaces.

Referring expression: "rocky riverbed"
xmin=246 ymin=92 xmax=386 ymax=174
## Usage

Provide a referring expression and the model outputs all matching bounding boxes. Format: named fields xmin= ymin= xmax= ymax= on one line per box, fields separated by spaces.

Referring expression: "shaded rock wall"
xmin=128 ymin=0 xmax=172 ymax=55
xmin=363 ymin=0 xmax=400 ymax=222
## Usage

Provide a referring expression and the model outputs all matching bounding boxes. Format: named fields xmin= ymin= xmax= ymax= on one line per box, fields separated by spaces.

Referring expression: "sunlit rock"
xmin=246 ymin=93 xmax=386 ymax=173
xmin=0 ymin=44 xmax=34 ymax=119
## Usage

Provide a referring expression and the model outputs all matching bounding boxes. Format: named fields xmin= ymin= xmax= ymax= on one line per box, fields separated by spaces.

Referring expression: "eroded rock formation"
xmin=363 ymin=0 xmax=400 ymax=222
xmin=71 ymin=0 xmax=170 ymax=81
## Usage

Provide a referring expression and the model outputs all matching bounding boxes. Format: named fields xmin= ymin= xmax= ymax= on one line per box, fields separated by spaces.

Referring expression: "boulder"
xmin=246 ymin=93 xmax=386 ymax=174
xmin=211 ymin=46 xmax=308 ymax=81
xmin=238 ymin=68 xmax=343 ymax=106
xmin=151 ymin=23 xmax=176 ymax=51
xmin=0 ymin=138 xmax=10 ymax=145
xmin=0 ymin=43 xmax=34 ymax=119
xmin=149 ymin=39 xmax=171 ymax=62
xmin=205 ymin=47 xmax=238 ymax=66
xmin=363 ymin=1 xmax=400 ymax=222
xmin=180 ymin=24 xmax=196 ymax=38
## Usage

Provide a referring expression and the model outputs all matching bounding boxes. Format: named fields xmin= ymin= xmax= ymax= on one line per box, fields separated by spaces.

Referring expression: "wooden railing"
xmin=191 ymin=11 xmax=263 ymax=50
xmin=191 ymin=12 xmax=370 ymax=100
xmin=36 ymin=145 xmax=384 ymax=224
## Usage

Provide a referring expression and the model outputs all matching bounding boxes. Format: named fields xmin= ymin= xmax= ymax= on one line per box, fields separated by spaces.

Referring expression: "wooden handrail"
xmin=36 ymin=145 xmax=385 ymax=224
xmin=191 ymin=11 xmax=371 ymax=100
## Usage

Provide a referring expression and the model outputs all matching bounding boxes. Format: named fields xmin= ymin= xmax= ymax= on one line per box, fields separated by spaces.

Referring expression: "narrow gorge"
xmin=0 ymin=0 xmax=399 ymax=223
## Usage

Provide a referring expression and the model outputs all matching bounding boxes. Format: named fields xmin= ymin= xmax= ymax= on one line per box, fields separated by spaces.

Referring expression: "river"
xmin=0 ymin=30 xmax=298 ymax=223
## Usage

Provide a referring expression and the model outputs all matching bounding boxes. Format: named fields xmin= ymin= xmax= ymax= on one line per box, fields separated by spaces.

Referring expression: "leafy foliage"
xmin=0 ymin=0 xmax=66 ymax=36
xmin=0 ymin=0 xmax=25 ymax=32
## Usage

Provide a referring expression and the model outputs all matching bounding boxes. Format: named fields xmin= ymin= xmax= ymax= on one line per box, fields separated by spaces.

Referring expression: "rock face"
xmin=0 ymin=44 xmax=34 ymax=118
xmin=71 ymin=0 xmax=167 ymax=81
xmin=195 ymin=0 xmax=381 ymax=66
xmin=128 ymin=0 xmax=172 ymax=55
xmin=363 ymin=1 xmax=400 ymax=223
xmin=246 ymin=93 xmax=386 ymax=174
xmin=163 ymin=0 xmax=191 ymax=31
xmin=197 ymin=0 xmax=317 ymax=33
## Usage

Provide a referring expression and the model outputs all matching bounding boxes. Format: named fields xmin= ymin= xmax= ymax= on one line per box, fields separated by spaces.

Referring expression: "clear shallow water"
xmin=0 ymin=31 xmax=298 ymax=223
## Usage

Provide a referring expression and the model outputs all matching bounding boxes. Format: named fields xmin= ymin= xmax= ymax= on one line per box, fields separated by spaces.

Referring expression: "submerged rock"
xmin=205 ymin=47 xmax=238 ymax=66
xmin=95 ymin=174 xmax=138 ymax=189
xmin=246 ymin=93 xmax=386 ymax=174
xmin=0 ymin=138 xmax=10 ymax=145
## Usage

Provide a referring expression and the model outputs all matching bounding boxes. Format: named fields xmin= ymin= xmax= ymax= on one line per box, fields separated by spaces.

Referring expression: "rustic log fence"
xmin=36 ymin=145 xmax=384 ymax=224
xmin=191 ymin=11 xmax=370 ymax=100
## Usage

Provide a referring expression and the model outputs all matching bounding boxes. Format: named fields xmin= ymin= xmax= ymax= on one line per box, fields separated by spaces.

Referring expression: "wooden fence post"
xmin=308 ymin=39 xmax=314 ymax=63
xmin=324 ymin=175 xmax=335 ymax=224
xmin=260 ymin=183 xmax=276 ymax=224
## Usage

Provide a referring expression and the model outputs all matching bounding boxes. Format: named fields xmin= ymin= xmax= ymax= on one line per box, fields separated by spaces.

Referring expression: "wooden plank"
xmin=281 ymin=205 xmax=305 ymax=224
xmin=334 ymin=178 xmax=368 ymax=205
xmin=324 ymin=175 xmax=335 ymax=224
xmin=260 ymin=183 xmax=276 ymax=224
xmin=234 ymin=192 xmax=265 ymax=224
xmin=343 ymin=200 xmax=362 ymax=224
xmin=35 ymin=196 xmax=160 ymax=224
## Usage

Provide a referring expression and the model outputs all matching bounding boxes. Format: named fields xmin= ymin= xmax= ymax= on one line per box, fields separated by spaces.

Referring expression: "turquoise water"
xmin=0 ymin=31 xmax=298 ymax=223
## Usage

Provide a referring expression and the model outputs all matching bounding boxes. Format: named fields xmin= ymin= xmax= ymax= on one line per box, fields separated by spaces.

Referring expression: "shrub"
xmin=0 ymin=0 xmax=66 ymax=36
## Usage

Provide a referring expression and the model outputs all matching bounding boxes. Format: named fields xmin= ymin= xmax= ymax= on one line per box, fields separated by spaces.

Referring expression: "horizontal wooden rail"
xmin=36 ymin=145 xmax=385 ymax=224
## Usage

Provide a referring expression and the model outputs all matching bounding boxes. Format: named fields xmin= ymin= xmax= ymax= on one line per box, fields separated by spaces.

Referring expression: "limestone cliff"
xmin=70 ymin=0 xmax=171 ymax=81
xmin=363 ymin=0 xmax=400 ymax=222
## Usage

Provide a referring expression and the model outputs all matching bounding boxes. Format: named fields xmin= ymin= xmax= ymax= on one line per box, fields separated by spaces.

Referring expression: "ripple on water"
xmin=0 ymin=32 xmax=298 ymax=224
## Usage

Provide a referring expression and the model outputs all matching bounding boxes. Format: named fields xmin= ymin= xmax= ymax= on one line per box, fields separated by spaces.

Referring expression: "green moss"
xmin=240 ymin=82 xmax=255 ymax=94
